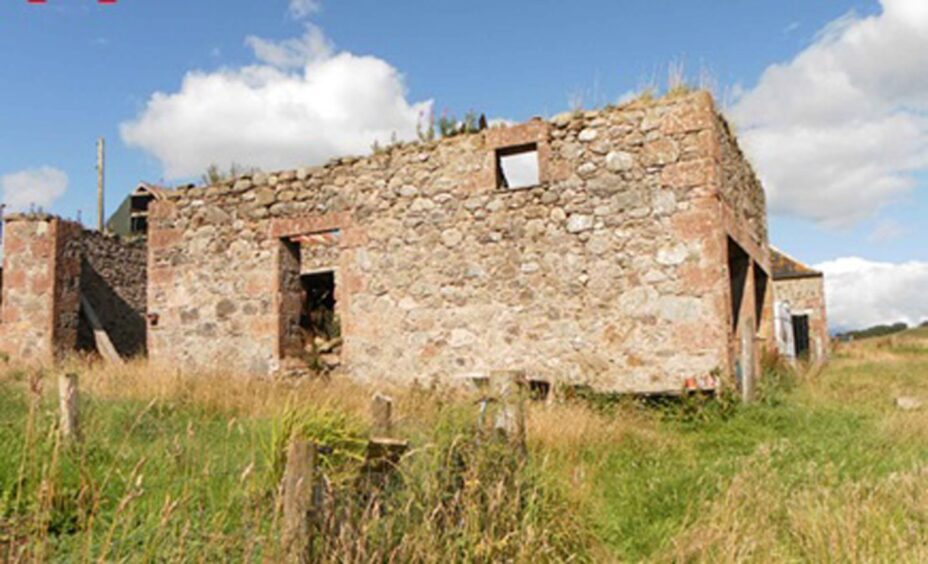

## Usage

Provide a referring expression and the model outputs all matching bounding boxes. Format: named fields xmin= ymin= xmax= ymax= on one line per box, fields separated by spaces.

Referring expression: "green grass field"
xmin=3 ymin=331 xmax=928 ymax=562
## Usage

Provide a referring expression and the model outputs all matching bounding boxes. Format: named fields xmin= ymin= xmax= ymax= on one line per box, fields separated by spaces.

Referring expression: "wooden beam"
xmin=79 ymin=294 xmax=124 ymax=365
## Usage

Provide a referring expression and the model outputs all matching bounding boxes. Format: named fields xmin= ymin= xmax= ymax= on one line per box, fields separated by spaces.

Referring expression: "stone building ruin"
xmin=0 ymin=214 xmax=147 ymax=362
xmin=771 ymin=248 xmax=829 ymax=363
xmin=0 ymin=91 xmax=818 ymax=397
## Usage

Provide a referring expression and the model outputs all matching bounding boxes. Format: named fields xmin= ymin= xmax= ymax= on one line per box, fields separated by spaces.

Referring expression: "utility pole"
xmin=96 ymin=138 xmax=105 ymax=232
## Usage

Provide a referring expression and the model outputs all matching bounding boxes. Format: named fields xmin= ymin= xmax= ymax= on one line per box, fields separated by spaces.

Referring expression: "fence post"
xmin=489 ymin=370 xmax=527 ymax=453
xmin=371 ymin=393 xmax=393 ymax=438
xmin=58 ymin=372 xmax=80 ymax=442
xmin=281 ymin=439 xmax=316 ymax=563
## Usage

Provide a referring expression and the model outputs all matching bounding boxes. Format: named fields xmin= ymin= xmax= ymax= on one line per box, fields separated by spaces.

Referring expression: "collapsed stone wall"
xmin=774 ymin=276 xmax=829 ymax=362
xmin=77 ymin=231 xmax=148 ymax=357
xmin=148 ymin=91 xmax=768 ymax=393
xmin=0 ymin=215 xmax=147 ymax=363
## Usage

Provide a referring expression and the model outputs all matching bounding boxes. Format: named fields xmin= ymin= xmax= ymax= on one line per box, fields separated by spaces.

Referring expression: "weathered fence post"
xmin=58 ymin=372 xmax=80 ymax=442
xmin=361 ymin=393 xmax=407 ymax=492
xmin=490 ymin=370 xmax=527 ymax=453
xmin=281 ymin=439 xmax=316 ymax=563
xmin=371 ymin=393 xmax=393 ymax=438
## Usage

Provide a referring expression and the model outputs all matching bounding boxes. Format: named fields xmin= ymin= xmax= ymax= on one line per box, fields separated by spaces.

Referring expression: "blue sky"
xmin=1 ymin=0 xmax=927 ymax=329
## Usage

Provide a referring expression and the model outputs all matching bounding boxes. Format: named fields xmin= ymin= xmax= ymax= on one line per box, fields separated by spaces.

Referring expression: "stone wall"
xmin=0 ymin=215 xmax=147 ymax=363
xmin=147 ymin=91 xmax=770 ymax=393
xmin=774 ymin=275 xmax=829 ymax=362
xmin=78 ymin=231 xmax=148 ymax=357
xmin=714 ymin=116 xmax=774 ymax=395
xmin=0 ymin=215 xmax=81 ymax=362
xmin=717 ymin=117 xmax=768 ymax=253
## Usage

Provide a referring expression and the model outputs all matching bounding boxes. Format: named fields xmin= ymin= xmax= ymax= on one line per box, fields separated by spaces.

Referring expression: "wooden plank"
xmin=79 ymin=294 xmax=124 ymax=365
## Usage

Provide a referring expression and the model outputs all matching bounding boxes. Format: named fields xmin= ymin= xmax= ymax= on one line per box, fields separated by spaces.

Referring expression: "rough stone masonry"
xmin=0 ymin=91 xmax=782 ymax=395
xmin=0 ymin=214 xmax=147 ymax=363
xmin=139 ymin=91 xmax=774 ymax=395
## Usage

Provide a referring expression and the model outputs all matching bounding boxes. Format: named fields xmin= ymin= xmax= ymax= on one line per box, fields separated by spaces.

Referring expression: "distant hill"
xmin=836 ymin=320 xmax=928 ymax=341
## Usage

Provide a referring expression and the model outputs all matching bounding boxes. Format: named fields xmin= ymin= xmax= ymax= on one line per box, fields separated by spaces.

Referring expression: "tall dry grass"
xmin=0 ymin=358 xmax=605 ymax=562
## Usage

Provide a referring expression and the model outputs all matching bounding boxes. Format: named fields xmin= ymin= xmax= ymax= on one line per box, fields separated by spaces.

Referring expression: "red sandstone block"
xmin=248 ymin=317 xmax=278 ymax=335
xmin=661 ymin=93 xmax=716 ymax=135
xmin=3 ymin=235 xmax=24 ymax=254
xmin=4 ymin=269 xmax=26 ymax=289
xmin=31 ymin=273 xmax=52 ymax=293
xmin=485 ymin=119 xmax=547 ymax=149
xmin=341 ymin=270 xmax=364 ymax=294
xmin=678 ymin=263 xmax=720 ymax=291
xmin=149 ymin=228 xmax=182 ymax=249
xmin=340 ymin=227 xmax=368 ymax=248
xmin=661 ymin=158 xmax=717 ymax=189
xmin=31 ymin=238 xmax=52 ymax=256
xmin=269 ymin=212 xmax=347 ymax=238
xmin=683 ymin=130 xmax=720 ymax=162
xmin=149 ymin=267 xmax=174 ymax=286
xmin=2 ymin=305 xmax=18 ymax=323
xmin=671 ymin=207 xmax=715 ymax=240
xmin=149 ymin=201 xmax=177 ymax=219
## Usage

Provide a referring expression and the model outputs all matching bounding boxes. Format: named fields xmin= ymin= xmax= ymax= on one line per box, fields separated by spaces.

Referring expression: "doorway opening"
xmin=792 ymin=314 xmax=810 ymax=359
xmin=300 ymin=270 xmax=341 ymax=372
xmin=727 ymin=238 xmax=750 ymax=330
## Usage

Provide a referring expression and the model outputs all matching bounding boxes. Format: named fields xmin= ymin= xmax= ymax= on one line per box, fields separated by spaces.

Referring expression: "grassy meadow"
xmin=3 ymin=329 xmax=928 ymax=562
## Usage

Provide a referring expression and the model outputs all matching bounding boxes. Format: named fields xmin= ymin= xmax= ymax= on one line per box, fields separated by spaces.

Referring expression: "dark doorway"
xmin=753 ymin=264 xmax=768 ymax=331
xmin=299 ymin=270 xmax=341 ymax=372
xmin=727 ymin=238 xmax=750 ymax=330
xmin=792 ymin=315 xmax=810 ymax=359
xmin=301 ymin=271 xmax=338 ymax=340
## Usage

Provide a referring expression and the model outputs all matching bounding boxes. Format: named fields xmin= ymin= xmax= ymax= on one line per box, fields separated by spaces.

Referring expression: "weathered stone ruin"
xmin=771 ymin=248 xmax=829 ymax=363
xmin=0 ymin=214 xmax=146 ymax=363
xmin=0 ymin=91 xmax=818 ymax=397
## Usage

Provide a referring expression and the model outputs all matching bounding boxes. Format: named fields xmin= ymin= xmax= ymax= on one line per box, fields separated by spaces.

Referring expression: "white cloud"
xmin=120 ymin=25 xmax=431 ymax=179
xmin=818 ymin=257 xmax=928 ymax=330
xmin=245 ymin=24 xmax=332 ymax=69
xmin=730 ymin=0 xmax=928 ymax=226
xmin=289 ymin=0 xmax=321 ymax=19
xmin=1 ymin=166 xmax=68 ymax=212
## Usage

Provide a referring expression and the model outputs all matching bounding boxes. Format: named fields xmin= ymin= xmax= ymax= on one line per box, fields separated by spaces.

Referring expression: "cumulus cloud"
xmin=1 ymin=166 xmax=68 ymax=212
xmin=121 ymin=25 xmax=431 ymax=179
xmin=818 ymin=257 xmax=928 ymax=330
xmin=730 ymin=0 xmax=928 ymax=226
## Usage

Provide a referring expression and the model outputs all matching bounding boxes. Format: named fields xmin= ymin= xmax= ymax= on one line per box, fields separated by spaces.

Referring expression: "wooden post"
xmin=490 ymin=370 xmax=527 ymax=452
xmin=371 ymin=393 xmax=393 ymax=438
xmin=97 ymin=138 xmax=105 ymax=232
xmin=360 ymin=437 xmax=408 ymax=492
xmin=58 ymin=373 xmax=80 ymax=442
xmin=281 ymin=439 xmax=316 ymax=563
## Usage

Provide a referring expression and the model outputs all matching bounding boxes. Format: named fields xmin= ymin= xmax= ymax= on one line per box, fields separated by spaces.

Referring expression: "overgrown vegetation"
xmin=201 ymin=163 xmax=260 ymax=186
xmin=4 ymin=332 xmax=928 ymax=561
